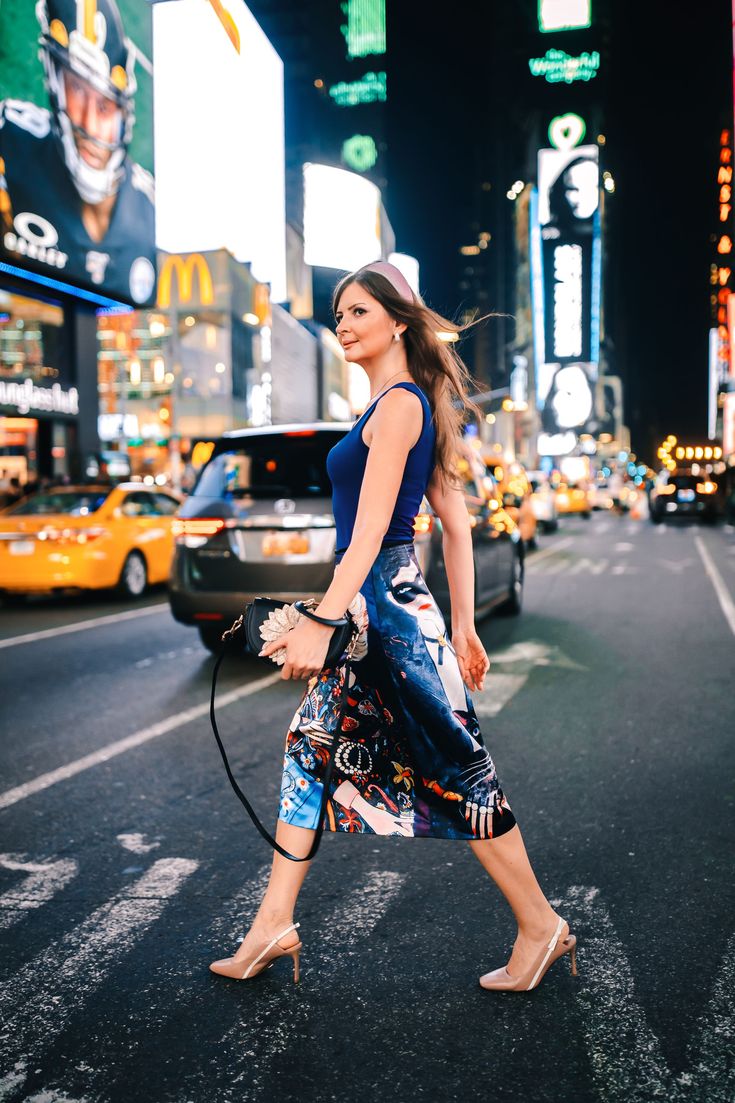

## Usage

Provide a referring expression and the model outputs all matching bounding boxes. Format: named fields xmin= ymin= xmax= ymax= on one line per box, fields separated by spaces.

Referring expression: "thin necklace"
xmin=367 ymin=368 xmax=413 ymax=406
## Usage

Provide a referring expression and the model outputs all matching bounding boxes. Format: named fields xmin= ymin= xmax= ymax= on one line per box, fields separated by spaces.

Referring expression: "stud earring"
xmin=394 ymin=332 xmax=401 ymax=342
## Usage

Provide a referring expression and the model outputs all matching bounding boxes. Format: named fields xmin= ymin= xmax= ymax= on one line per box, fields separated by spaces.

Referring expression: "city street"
xmin=1 ymin=514 xmax=733 ymax=1103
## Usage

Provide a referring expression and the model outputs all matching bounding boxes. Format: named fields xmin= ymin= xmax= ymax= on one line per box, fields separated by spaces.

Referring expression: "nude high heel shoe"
xmin=209 ymin=922 xmax=302 ymax=982
xmin=479 ymin=916 xmax=577 ymax=992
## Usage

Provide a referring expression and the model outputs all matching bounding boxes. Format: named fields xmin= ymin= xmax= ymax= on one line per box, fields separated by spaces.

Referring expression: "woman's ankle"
xmin=254 ymin=904 xmax=295 ymax=931
xmin=517 ymin=906 xmax=561 ymax=940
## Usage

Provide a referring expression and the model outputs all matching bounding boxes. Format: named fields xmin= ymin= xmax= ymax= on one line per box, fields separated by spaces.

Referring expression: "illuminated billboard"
xmin=538 ymin=0 xmax=591 ymax=33
xmin=153 ymin=0 xmax=287 ymax=303
xmin=532 ymin=143 xmax=601 ymax=454
xmin=0 ymin=0 xmax=156 ymax=306
xmin=303 ymin=163 xmax=382 ymax=271
xmin=389 ymin=252 xmax=420 ymax=295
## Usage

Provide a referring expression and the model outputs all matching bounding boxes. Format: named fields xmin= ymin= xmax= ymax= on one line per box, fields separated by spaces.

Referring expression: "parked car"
xmin=526 ymin=470 xmax=559 ymax=532
xmin=555 ymin=481 xmax=591 ymax=519
xmin=649 ymin=473 xmax=720 ymax=524
xmin=589 ymin=479 xmax=614 ymax=511
xmin=169 ymin=424 xmax=524 ymax=651
xmin=427 ymin=462 xmax=524 ymax=620
xmin=486 ymin=460 xmax=538 ymax=548
xmin=0 ymin=483 xmax=182 ymax=597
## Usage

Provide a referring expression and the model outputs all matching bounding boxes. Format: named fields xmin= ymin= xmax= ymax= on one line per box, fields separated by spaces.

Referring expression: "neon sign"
xmin=713 ymin=129 xmax=734 ymax=373
xmin=529 ymin=49 xmax=599 ymax=84
xmin=548 ymin=113 xmax=586 ymax=151
xmin=342 ymin=134 xmax=378 ymax=172
xmin=340 ymin=0 xmax=386 ymax=59
xmin=329 ymin=71 xmax=386 ymax=107
xmin=553 ymin=244 xmax=583 ymax=358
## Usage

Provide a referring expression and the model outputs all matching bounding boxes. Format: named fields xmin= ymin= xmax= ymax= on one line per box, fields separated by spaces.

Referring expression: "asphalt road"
xmin=1 ymin=513 xmax=733 ymax=1103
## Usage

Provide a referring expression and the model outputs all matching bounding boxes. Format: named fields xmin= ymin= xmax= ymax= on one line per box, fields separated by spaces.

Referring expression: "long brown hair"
xmin=332 ymin=268 xmax=483 ymax=486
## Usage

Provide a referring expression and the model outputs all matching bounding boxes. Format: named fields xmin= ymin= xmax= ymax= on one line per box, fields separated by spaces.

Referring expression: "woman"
xmin=210 ymin=261 xmax=577 ymax=991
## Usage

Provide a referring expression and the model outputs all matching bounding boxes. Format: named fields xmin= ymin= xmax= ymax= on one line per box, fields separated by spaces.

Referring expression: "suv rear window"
xmin=193 ymin=432 xmax=346 ymax=500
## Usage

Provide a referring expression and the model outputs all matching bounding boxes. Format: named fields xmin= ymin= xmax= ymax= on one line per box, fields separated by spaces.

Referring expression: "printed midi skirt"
xmin=278 ymin=542 xmax=516 ymax=840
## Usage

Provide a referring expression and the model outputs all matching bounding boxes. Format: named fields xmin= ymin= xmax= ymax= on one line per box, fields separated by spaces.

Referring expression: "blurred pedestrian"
xmin=210 ymin=262 xmax=577 ymax=992
xmin=608 ymin=468 xmax=624 ymax=512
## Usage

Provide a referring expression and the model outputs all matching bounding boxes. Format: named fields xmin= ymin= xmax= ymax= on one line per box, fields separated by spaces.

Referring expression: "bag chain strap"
xmin=209 ymin=617 xmax=357 ymax=862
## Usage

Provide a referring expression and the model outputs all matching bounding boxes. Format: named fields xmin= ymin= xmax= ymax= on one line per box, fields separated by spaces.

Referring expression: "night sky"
xmin=385 ymin=0 xmax=733 ymax=460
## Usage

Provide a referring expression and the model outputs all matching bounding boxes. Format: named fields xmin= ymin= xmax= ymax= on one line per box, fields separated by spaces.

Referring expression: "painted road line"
xmin=116 ymin=833 xmax=161 ymax=855
xmin=0 ymin=671 xmax=282 ymax=812
xmin=489 ymin=639 xmax=587 ymax=670
xmin=473 ymin=673 xmax=528 ymax=718
xmin=695 ymin=535 xmax=735 ymax=638
xmin=40 ymin=865 xmax=273 ymax=1103
xmin=0 ymin=858 xmax=198 ymax=1091
xmin=568 ymin=556 xmax=608 ymax=575
xmin=557 ymin=885 xmax=735 ymax=1103
xmin=0 ymin=602 xmax=169 ymax=651
xmin=475 ymin=639 xmax=587 ymax=718
xmin=527 ymin=536 xmax=573 ymax=565
xmin=0 ymin=855 xmax=78 ymax=933
xmin=325 ymin=869 xmax=403 ymax=947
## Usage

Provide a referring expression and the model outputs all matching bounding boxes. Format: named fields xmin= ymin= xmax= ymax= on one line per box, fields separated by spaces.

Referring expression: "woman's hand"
xmin=259 ymin=616 xmax=332 ymax=680
xmin=451 ymin=626 xmax=490 ymax=693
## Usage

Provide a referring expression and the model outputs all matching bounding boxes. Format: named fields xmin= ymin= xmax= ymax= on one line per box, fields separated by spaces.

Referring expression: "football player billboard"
xmin=0 ymin=0 xmax=155 ymax=306
xmin=534 ymin=144 xmax=601 ymax=454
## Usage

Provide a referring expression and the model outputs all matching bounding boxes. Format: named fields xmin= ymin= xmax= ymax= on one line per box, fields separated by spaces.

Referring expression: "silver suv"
xmin=169 ymin=423 xmax=524 ymax=651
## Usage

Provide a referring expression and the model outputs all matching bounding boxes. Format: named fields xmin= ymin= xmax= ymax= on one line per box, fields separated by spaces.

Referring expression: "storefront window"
xmin=0 ymin=291 xmax=67 ymax=385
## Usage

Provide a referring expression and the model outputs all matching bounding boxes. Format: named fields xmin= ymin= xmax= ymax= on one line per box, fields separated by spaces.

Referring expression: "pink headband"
xmin=360 ymin=261 xmax=415 ymax=303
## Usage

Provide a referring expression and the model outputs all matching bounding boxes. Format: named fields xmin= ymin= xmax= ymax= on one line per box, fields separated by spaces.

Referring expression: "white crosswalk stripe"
xmin=556 ymin=885 xmax=735 ymax=1103
xmin=0 ymin=855 xmax=78 ymax=932
xmin=0 ymin=858 xmax=198 ymax=1094
xmin=2 ymin=858 xmax=733 ymax=1103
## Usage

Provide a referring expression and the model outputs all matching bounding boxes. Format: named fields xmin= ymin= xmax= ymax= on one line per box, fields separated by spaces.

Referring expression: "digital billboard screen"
xmin=0 ymin=0 xmax=156 ymax=306
xmin=534 ymin=144 xmax=600 ymax=452
xmin=153 ymin=0 xmax=287 ymax=303
xmin=538 ymin=0 xmax=592 ymax=33
xmin=303 ymin=163 xmax=382 ymax=272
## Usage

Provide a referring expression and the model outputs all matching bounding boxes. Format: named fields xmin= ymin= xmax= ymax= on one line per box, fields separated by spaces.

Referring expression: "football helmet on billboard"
xmin=36 ymin=0 xmax=137 ymax=204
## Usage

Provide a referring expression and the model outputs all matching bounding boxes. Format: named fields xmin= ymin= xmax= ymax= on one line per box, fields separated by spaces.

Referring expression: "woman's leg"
xmin=469 ymin=823 xmax=565 ymax=975
xmin=229 ymin=821 xmax=314 ymax=961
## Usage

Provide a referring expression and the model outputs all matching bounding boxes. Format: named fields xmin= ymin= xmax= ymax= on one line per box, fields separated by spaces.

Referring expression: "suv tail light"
xmin=172 ymin=518 xmax=226 ymax=538
xmin=172 ymin=517 xmax=228 ymax=549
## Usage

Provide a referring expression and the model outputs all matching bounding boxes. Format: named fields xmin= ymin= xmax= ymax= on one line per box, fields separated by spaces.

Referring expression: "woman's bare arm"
xmin=314 ymin=388 xmax=423 ymax=620
xmin=425 ymin=468 xmax=488 ymax=691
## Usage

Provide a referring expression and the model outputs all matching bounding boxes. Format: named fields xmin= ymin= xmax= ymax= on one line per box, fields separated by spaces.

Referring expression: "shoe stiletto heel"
xmin=569 ymin=939 xmax=578 ymax=976
xmin=210 ymin=922 xmax=302 ymax=982
xmin=479 ymin=915 xmax=578 ymax=992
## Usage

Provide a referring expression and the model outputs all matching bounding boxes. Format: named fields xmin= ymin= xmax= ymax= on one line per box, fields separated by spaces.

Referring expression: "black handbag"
xmin=208 ymin=598 xmax=359 ymax=862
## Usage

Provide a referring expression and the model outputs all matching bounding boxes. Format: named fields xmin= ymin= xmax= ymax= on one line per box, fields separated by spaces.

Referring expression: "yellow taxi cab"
xmin=554 ymin=481 xmax=591 ymax=518
xmin=484 ymin=459 xmax=538 ymax=548
xmin=0 ymin=483 xmax=182 ymax=598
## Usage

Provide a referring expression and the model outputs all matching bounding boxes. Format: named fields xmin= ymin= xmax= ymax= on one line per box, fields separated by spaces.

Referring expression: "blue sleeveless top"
xmin=327 ymin=381 xmax=436 ymax=553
